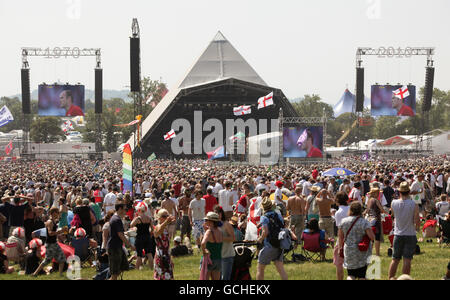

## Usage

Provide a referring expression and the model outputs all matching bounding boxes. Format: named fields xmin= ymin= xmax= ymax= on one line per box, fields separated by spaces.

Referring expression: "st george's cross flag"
xmin=257 ymin=92 xmax=274 ymax=109
xmin=233 ymin=105 xmax=251 ymax=116
xmin=393 ymin=86 xmax=410 ymax=100
xmin=4 ymin=140 xmax=13 ymax=155
xmin=164 ymin=129 xmax=176 ymax=141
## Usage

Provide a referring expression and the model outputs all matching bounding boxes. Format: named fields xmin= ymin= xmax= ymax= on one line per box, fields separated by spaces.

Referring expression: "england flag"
xmin=393 ymin=86 xmax=410 ymax=100
xmin=233 ymin=105 xmax=251 ymax=116
xmin=257 ymin=92 xmax=274 ymax=109
xmin=164 ymin=129 xmax=176 ymax=141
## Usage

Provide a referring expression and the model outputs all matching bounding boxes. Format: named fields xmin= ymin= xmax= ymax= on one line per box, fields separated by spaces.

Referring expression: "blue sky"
xmin=1 ymin=0 xmax=449 ymax=105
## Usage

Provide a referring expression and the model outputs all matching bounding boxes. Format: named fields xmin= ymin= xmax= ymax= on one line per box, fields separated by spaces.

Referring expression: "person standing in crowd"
xmin=161 ymin=190 xmax=177 ymax=241
xmin=411 ymin=173 xmax=426 ymax=214
xmin=338 ymin=202 xmax=375 ymax=280
xmin=218 ymin=181 xmax=234 ymax=220
xmin=333 ymin=192 xmax=350 ymax=280
xmin=306 ymin=185 xmax=321 ymax=221
xmin=256 ymin=198 xmax=288 ymax=280
xmin=103 ymin=186 xmax=117 ymax=215
xmin=365 ymin=185 xmax=387 ymax=256
xmin=189 ymin=190 xmax=206 ymax=251
xmin=214 ymin=206 xmax=235 ymax=280
xmin=287 ymin=186 xmax=306 ymax=246
xmin=201 ymin=212 xmax=223 ymax=280
xmin=203 ymin=188 xmax=218 ymax=215
xmin=107 ymin=203 xmax=134 ymax=280
xmin=316 ymin=188 xmax=335 ymax=241
xmin=130 ymin=204 xmax=153 ymax=270
xmin=383 ymin=179 xmax=395 ymax=208
xmin=178 ymin=190 xmax=192 ymax=242
xmin=388 ymin=182 xmax=420 ymax=280
xmin=153 ymin=209 xmax=176 ymax=280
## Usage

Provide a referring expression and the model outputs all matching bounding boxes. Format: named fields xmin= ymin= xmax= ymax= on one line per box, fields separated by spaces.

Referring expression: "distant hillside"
xmin=9 ymin=89 xmax=133 ymax=102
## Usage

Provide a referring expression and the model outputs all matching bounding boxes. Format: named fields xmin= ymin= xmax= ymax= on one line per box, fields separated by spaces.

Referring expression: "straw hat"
xmin=311 ymin=185 xmax=321 ymax=193
xmin=398 ymin=181 xmax=410 ymax=193
xmin=261 ymin=197 xmax=275 ymax=212
xmin=230 ymin=215 xmax=239 ymax=226
xmin=204 ymin=212 xmax=220 ymax=222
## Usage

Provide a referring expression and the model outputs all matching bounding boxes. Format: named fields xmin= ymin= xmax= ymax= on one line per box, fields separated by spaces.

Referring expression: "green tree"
xmin=291 ymin=94 xmax=334 ymax=119
xmin=30 ymin=117 xmax=65 ymax=143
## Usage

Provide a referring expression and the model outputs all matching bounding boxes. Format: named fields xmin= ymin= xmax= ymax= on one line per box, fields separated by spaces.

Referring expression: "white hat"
xmin=173 ymin=236 xmax=182 ymax=243
xmin=13 ymin=227 xmax=25 ymax=239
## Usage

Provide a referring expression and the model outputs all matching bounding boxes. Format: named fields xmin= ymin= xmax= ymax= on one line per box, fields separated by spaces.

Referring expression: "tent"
xmin=333 ymin=89 xmax=371 ymax=118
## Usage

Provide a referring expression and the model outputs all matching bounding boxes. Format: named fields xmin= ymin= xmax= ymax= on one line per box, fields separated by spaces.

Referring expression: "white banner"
xmin=0 ymin=106 xmax=14 ymax=128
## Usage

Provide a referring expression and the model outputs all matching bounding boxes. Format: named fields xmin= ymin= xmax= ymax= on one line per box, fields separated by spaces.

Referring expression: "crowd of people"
xmin=0 ymin=155 xmax=449 ymax=280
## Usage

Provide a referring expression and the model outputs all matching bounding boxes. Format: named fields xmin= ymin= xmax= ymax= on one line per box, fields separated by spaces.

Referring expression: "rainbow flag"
xmin=122 ymin=143 xmax=133 ymax=194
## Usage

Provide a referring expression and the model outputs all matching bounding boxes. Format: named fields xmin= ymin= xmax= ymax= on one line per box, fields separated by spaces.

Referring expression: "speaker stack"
xmin=21 ymin=68 xmax=31 ymax=114
xmin=355 ymin=67 xmax=364 ymax=112
xmin=422 ymin=67 xmax=434 ymax=112
xmin=130 ymin=37 xmax=141 ymax=92
xmin=95 ymin=68 xmax=103 ymax=114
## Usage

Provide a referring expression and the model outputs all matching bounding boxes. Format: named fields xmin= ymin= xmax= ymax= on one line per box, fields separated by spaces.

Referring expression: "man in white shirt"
xmin=218 ymin=181 xmax=234 ymax=220
xmin=302 ymin=178 xmax=313 ymax=197
xmin=188 ymin=190 xmax=206 ymax=250
xmin=103 ymin=187 xmax=117 ymax=214
xmin=255 ymin=179 xmax=269 ymax=196
xmin=410 ymin=173 xmax=426 ymax=212
xmin=212 ymin=179 xmax=224 ymax=198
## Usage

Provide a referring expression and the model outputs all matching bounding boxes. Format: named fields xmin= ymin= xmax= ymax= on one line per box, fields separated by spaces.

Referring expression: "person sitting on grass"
xmin=0 ymin=241 xmax=14 ymax=274
xmin=69 ymin=228 xmax=97 ymax=264
xmin=25 ymin=238 xmax=45 ymax=275
xmin=422 ymin=214 xmax=438 ymax=243
xmin=6 ymin=227 xmax=26 ymax=267
xmin=170 ymin=236 xmax=192 ymax=258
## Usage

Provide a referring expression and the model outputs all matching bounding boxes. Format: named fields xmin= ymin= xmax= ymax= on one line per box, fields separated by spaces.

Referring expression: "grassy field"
xmin=1 ymin=236 xmax=448 ymax=280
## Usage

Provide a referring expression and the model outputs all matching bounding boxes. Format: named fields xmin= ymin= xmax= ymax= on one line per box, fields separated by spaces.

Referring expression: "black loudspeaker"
xmin=422 ymin=67 xmax=434 ymax=112
xmin=21 ymin=69 xmax=31 ymax=114
xmin=355 ymin=67 xmax=364 ymax=112
xmin=130 ymin=37 xmax=140 ymax=92
xmin=95 ymin=68 xmax=103 ymax=114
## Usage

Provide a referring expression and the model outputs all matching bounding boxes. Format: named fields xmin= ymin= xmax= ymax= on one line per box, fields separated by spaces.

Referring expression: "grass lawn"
xmin=1 ymin=235 xmax=448 ymax=280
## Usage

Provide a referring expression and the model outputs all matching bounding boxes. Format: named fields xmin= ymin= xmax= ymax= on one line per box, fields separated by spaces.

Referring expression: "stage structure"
xmin=127 ymin=31 xmax=298 ymax=159
xmin=20 ymin=47 xmax=103 ymax=157
xmin=355 ymin=47 xmax=435 ymax=153
xmin=279 ymin=109 xmax=327 ymax=164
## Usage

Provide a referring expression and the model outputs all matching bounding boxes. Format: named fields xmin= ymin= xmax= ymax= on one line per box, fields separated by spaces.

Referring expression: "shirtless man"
xmin=287 ymin=186 xmax=307 ymax=245
xmin=177 ymin=190 xmax=192 ymax=241
xmin=316 ymin=189 xmax=335 ymax=240
xmin=161 ymin=190 xmax=177 ymax=240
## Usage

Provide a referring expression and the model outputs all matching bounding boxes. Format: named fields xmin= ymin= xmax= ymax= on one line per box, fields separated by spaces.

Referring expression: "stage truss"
xmin=355 ymin=46 xmax=435 ymax=153
xmin=278 ymin=109 xmax=327 ymax=164
xmin=20 ymin=47 xmax=103 ymax=155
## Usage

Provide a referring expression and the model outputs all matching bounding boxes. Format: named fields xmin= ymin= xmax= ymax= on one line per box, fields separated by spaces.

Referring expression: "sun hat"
xmin=74 ymin=228 xmax=86 ymax=238
xmin=261 ymin=197 xmax=275 ymax=212
xmin=29 ymin=238 xmax=43 ymax=249
xmin=203 ymin=212 xmax=220 ymax=222
xmin=311 ymin=185 xmax=321 ymax=193
xmin=230 ymin=215 xmax=239 ymax=226
xmin=173 ymin=236 xmax=182 ymax=243
xmin=13 ymin=227 xmax=25 ymax=239
xmin=398 ymin=181 xmax=410 ymax=193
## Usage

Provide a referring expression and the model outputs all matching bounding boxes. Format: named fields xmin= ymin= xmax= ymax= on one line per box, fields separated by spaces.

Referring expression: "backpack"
xmin=279 ymin=228 xmax=292 ymax=250
xmin=266 ymin=212 xmax=284 ymax=248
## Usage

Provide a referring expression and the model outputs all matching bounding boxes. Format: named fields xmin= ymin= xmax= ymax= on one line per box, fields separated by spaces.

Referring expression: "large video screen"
xmin=38 ymin=84 xmax=85 ymax=117
xmin=283 ymin=126 xmax=323 ymax=158
xmin=371 ymin=85 xmax=416 ymax=116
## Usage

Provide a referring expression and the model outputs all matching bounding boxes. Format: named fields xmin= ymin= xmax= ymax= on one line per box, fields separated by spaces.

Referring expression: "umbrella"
xmin=322 ymin=168 xmax=356 ymax=177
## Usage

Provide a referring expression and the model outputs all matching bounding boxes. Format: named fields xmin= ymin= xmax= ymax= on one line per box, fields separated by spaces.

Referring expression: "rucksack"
xmin=266 ymin=212 xmax=284 ymax=248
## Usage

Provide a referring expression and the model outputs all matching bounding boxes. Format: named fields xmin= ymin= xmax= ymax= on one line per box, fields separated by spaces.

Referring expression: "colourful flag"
xmin=0 ymin=106 xmax=14 ymax=128
xmin=122 ymin=144 xmax=133 ymax=194
xmin=361 ymin=152 xmax=371 ymax=161
xmin=229 ymin=132 xmax=246 ymax=142
xmin=4 ymin=140 xmax=13 ymax=155
xmin=257 ymin=92 xmax=274 ymax=109
xmin=233 ymin=105 xmax=251 ymax=116
xmin=147 ymin=153 xmax=156 ymax=162
xmin=207 ymin=145 xmax=225 ymax=160
xmin=164 ymin=129 xmax=176 ymax=141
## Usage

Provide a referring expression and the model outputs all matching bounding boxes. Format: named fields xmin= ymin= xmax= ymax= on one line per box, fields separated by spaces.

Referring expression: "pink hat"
xmin=74 ymin=228 xmax=86 ymax=238
xmin=13 ymin=227 xmax=25 ymax=239
xmin=29 ymin=238 xmax=43 ymax=249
